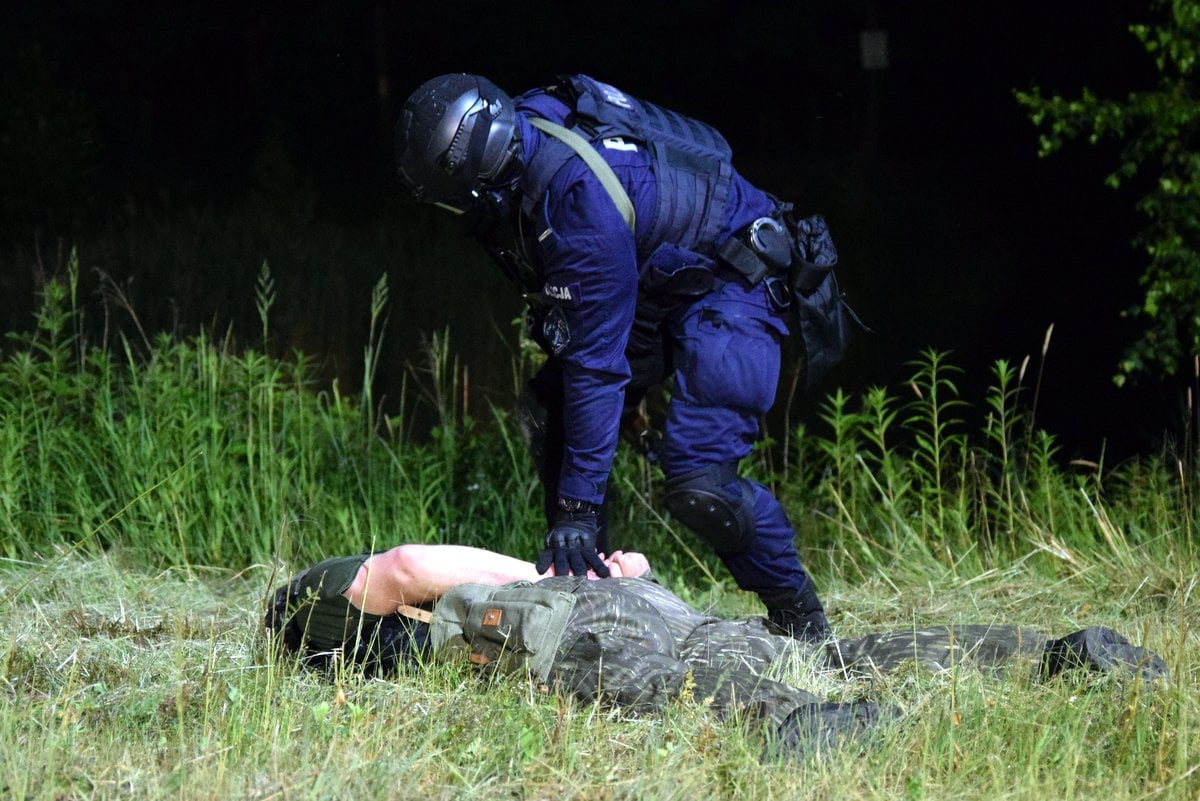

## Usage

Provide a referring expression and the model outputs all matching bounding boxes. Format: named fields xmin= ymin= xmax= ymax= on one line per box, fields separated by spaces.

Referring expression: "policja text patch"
xmin=541 ymin=281 xmax=582 ymax=307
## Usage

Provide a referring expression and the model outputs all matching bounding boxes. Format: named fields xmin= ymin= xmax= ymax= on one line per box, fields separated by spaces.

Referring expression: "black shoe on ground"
xmin=1041 ymin=626 xmax=1168 ymax=682
xmin=764 ymin=585 xmax=833 ymax=643
xmin=766 ymin=605 xmax=833 ymax=643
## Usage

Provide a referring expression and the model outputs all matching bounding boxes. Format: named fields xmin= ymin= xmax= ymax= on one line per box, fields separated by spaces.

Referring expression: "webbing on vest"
xmin=527 ymin=116 xmax=636 ymax=234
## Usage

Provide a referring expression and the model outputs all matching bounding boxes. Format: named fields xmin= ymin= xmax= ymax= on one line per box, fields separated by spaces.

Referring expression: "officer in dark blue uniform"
xmin=394 ymin=74 xmax=844 ymax=640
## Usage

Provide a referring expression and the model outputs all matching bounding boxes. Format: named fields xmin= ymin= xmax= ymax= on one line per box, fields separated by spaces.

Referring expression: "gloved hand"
xmin=535 ymin=499 xmax=610 ymax=578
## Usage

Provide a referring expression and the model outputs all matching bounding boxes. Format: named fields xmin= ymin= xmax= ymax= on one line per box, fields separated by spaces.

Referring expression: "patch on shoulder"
xmin=602 ymin=136 xmax=638 ymax=152
xmin=541 ymin=307 xmax=571 ymax=355
xmin=542 ymin=281 xmax=582 ymax=308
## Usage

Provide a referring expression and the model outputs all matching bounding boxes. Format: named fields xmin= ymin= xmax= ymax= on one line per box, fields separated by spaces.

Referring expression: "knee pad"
xmin=664 ymin=464 xmax=757 ymax=555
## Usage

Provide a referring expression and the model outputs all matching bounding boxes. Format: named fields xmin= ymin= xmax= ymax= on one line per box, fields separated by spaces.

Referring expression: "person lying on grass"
xmin=264 ymin=544 xmax=1168 ymax=757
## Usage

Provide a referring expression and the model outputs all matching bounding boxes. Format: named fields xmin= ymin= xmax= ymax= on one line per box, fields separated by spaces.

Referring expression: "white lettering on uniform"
xmin=602 ymin=137 xmax=638 ymax=152
xmin=598 ymin=82 xmax=633 ymax=110
xmin=544 ymin=284 xmax=573 ymax=302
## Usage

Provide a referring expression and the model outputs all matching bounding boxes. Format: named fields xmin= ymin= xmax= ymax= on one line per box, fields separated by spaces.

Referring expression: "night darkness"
xmin=1 ymin=1 xmax=1184 ymax=461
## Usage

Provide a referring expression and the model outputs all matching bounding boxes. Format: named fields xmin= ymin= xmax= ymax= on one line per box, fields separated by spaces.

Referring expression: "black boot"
xmin=1041 ymin=626 xmax=1169 ymax=682
xmin=764 ymin=585 xmax=832 ymax=643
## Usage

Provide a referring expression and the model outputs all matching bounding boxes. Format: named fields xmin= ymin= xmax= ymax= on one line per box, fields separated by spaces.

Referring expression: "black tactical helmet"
xmin=395 ymin=74 xmax=522 ymax=214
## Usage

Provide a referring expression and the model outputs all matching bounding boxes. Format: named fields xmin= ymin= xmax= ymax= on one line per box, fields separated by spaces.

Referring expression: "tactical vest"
xmin=517 ymin=74 xmax=735 ymax=259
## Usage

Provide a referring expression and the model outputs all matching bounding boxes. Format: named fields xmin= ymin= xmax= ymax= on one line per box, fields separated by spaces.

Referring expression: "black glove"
xmin=535 ymin=499 xmax=610 ymax=578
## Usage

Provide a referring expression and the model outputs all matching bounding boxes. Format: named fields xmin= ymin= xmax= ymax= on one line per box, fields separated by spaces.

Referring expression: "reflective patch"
xmin=595 ymin=80 xmax=633 ymax=110
xmin=542 ymin=307 xmax=571 ymax=354
xmin=603 ymin=136 xmax=638 ymax=152
xmin=542 ymin=281 xmax=582 ymax=307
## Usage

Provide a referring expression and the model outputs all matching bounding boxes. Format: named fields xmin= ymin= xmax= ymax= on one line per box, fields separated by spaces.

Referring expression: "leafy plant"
xmin=1016 ymin=0 xmax=1200 ymax=383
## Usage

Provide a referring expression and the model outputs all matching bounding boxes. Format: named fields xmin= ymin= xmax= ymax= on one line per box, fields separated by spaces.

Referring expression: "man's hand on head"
xmin=602 ymin=550 xmax=652 ymax=579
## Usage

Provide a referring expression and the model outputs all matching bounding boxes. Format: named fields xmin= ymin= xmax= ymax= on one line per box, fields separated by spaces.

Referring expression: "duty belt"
xmin=716 ymin=217 xmax=792 ymax=310
xmin=717 ymin=215 xmax=834 ymax=301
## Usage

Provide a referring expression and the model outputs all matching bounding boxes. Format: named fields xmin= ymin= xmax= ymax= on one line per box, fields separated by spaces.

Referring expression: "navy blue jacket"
xmin=513 ymin=88 xmax=776 ymax=505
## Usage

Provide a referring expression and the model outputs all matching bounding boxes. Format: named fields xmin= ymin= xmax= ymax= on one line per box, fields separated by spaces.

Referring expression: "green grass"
xmin=0 ymin=261 xmax=1197 ymax=799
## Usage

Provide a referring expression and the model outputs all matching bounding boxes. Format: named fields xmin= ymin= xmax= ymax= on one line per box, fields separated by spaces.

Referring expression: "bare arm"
xmin=346 ymin=544 xmax=543 ymax=615
xmin=345 ymin=544 xmax=656 ymax=616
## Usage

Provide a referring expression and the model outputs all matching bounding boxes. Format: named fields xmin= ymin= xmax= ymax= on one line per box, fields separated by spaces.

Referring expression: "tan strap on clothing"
xmin=395 ymin=603 xmax=433 ymax=624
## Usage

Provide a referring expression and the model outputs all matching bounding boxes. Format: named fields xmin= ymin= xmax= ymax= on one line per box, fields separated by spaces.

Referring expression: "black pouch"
xmin=628 ymin=242 xmax=715 ymax=389
xmin=641 ymin=242 xmax=716 ymax=299
xmin=787 ymin=214 xmax=853 ymax=388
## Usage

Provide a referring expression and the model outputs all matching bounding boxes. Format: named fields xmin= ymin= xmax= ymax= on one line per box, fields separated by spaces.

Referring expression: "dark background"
xmin=1 ymin=0 xmax=1185 ymax=462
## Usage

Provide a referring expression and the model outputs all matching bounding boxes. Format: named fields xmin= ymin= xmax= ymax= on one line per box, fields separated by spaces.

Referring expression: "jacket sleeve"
xmin=535 ymin=169 xmax=640 ymax=505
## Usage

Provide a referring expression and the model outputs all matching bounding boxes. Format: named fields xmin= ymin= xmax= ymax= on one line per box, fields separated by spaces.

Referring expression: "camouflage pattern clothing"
xmin=267 ymin=565 xmax=1169 ymax=750
xmin=539 ymin=578 xmax=1082 ymax=730
xmin=542 ymin=576 xmax=818 ymax=729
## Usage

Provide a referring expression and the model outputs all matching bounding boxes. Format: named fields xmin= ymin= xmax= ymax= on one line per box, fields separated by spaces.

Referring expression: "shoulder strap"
xmin=527 ymin=116 xmax=636 ymax=234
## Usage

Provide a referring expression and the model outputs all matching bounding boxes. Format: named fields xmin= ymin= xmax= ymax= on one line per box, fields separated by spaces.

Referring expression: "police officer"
xmin=393 ymin=73 xmax=836 ymax=640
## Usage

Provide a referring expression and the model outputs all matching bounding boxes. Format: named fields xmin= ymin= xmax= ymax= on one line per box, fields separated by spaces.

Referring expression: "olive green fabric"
xmin=430 ymin=581 xmax=579 ymax=682
xmin=288 ymin=554 xmax=373 ymax=652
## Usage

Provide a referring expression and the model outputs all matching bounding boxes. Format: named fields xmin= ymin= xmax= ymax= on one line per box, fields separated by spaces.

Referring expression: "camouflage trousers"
xmin=538 ymin=576 xmax=1047 ymax=730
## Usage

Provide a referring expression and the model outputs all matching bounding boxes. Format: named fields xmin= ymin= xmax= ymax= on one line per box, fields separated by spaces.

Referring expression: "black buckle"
xmin=764 ymin=275 xmax=791 ymax=310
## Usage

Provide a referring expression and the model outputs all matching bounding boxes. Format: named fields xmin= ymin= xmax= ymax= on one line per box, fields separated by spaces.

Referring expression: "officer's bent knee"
xmin=663 ymin=465 xmax=756 ymax=554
